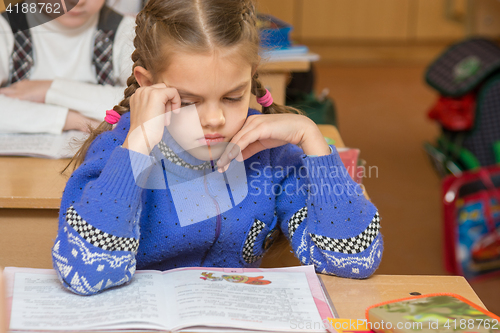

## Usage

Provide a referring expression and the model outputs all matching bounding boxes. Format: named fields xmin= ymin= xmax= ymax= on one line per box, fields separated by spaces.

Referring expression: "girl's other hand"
xmin=217 ymin=114 xmax=331 ymax=172
xmin=123 ymin=83 xmax=182 ymax=155
xmin=0 ymin=80 xmax=52 ymax=103
xmin=63 ymin=110 xmax=101 ymax=132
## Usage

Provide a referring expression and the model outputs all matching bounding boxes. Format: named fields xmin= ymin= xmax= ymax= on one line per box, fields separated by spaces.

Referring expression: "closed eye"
xmin=180 ymin=101 xmax=196 ymax=107
xmin=224 ymin=96 xmax=243 ymax=103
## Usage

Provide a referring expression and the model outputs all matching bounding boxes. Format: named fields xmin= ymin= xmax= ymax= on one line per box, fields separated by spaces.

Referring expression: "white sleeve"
xmin=0 ymin=95 xmax=68 ymax=134
xmin=45 ymin=80 xmax=125 ymax=120
xmin=44 ymin=16 xmax=135 ymax=121
xmin=0 ymin=15 xmax=14 ymax=87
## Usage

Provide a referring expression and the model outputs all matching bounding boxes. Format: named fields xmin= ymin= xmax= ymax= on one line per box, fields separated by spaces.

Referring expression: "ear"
xmin=134 ymin=66 xmax=155 ymax=87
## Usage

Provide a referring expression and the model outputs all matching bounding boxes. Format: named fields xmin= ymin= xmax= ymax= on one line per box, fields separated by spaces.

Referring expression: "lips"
xmin=198 ymin=134 xmax=225 ymax=145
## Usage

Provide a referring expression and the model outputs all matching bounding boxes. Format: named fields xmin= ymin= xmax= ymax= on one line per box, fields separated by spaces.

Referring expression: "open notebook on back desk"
xmin=0 ymin=131 xmax=87 ymax=159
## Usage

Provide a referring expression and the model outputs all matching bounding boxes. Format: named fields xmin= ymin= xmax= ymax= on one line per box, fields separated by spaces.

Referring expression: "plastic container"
xmin=257 ymin=13 xmax=292 ymax=49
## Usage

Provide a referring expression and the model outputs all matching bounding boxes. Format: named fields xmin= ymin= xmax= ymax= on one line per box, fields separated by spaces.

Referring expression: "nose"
xmin=199 ymin=104 xmax=225 ymax=129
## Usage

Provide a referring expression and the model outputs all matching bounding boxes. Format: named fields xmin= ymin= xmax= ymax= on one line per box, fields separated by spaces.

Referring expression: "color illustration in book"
xmin=200 ymin=272 xmax=271 ymax=285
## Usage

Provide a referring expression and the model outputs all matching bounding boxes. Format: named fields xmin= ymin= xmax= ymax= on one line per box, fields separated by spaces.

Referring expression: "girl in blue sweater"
xmin=53 ymin=0 xmax=383 ymax=295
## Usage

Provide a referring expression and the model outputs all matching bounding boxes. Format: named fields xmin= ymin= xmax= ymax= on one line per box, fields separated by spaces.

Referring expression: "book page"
xmin=9 ymin=271 xmax=169 ymax=331
xmin=164 ymin=270 xmax=326 ymax=332
xmin=0 ymin=131 xmax=87 ymax=158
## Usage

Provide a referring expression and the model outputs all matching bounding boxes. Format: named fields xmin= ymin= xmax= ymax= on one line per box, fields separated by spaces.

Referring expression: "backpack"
xmin=442 ymin=165 xmax=500 ymax=280
xmin=424 ymin=38 xmax=500 ymax=177
xmin=286 ymin=64 xmax=338 ymax=128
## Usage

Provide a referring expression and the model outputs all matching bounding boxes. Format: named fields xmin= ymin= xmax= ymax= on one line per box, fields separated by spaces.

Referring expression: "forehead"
xmin=160 ymin=48 xmax=253 ymax=96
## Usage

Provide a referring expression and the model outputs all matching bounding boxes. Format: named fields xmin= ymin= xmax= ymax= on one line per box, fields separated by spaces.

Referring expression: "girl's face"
xmin=159 ymin=48 xmax=253 ymax=161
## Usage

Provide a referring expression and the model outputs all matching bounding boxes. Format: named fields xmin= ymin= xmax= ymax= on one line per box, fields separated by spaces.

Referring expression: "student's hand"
xmin=63 ymin=110 xmax=101 ymax=132
xmin=123 ymin=83 xmax=182 ymax=155
xmin=217 ymin=113 xmax=331 ymax=171
xmin=0 ymin=80 xmax=52 ymax=103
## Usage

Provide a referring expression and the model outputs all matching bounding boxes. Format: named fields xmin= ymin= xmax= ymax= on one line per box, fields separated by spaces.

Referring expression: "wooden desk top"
xmin=321 ymin=274 xmax=485 ymax=320
xmin=0 ymin=157 xmax=69 ymax=209
xmin=0 ymin=125 xmax=342 ymax=209
xmin=258 ymin=59 xmax=311 ymax=72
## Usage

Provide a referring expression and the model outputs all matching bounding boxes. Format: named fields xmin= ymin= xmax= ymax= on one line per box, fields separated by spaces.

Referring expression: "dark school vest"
xmin=1 ymin=5 xmax=123 ymax=87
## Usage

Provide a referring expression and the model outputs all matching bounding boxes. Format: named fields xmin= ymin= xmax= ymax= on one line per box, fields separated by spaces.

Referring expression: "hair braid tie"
xmin=105 ymin=110 xmax=121 ymax=125
xmin=256 ymin=89 xmax=273 ymax=107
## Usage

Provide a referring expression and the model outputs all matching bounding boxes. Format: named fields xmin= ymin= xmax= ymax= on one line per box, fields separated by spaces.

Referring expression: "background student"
xmin=0 ymin=0 xmax=135 ymax=134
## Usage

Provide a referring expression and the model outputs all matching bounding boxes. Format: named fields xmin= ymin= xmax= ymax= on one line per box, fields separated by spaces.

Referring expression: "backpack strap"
xmin=93 ymin=5 xmax=123 ymax=86
xmin=1 ymin=11 xmax=33 ymax=87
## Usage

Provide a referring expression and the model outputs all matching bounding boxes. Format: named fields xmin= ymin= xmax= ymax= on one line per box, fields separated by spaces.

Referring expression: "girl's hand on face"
xmin=216 ymin=113 xmax=331 ymax=172
xmin=124 ymin=83 xmax=182 ymax=155
xmin=0 ymin=80 xmax=52 ymax=103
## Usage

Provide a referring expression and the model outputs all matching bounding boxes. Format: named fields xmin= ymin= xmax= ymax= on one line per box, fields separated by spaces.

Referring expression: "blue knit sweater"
xmin=52 ymin=109 xmax=383 ymax=295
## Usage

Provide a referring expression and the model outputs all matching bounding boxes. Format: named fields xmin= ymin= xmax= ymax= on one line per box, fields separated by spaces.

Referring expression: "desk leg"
xmin=0 ymin=209 xmax=58 ymax=269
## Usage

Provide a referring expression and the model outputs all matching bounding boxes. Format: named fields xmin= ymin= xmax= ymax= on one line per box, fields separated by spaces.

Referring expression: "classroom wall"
xmin=257 ymin=0 xmax=500 ymax=64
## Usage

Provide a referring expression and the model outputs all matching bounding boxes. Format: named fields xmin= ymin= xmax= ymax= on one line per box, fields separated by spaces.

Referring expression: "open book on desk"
xmin=3 ymin=265 xmax=337 ymax=332
xmin=0 ymin=131 xmax=88 ymax=159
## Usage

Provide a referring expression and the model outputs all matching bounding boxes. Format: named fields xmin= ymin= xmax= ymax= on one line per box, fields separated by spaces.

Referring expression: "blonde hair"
xmin=66 ymin=0 xmax=301 ymax=171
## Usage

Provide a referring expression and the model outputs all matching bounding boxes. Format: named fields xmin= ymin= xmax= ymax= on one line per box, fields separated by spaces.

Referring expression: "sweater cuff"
xmin=95 ymin=146 xmax=153 ymax=199
xmin=301 ymin=145 xmax=363 ymax=204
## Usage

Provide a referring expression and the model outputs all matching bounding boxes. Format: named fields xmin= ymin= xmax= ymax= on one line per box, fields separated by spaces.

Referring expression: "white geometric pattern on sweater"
xmin=297 ymin=230 xmax=312 ymax=265
xmin=310 ymin=212 xmax=380 ymax=254
xmin=69 ymin=271 xmax=129 ymax=295
xmin=288 ymin=206 xmax=307 ymax=239
xmin=52 ymin=249 xmax=68 ymax=264
xmin=55 ymin=261 xmax=73 ymax=279
xmin=242 ymin=219 xmax=266 ymax=263
xmin=314 ymin=237 xmax=382 ymax=272
xmin=67 ymin=229 xmax=135 ymax=268
xmin=66 ymin=206 xmax=139 ymax=252
xmin=158 ymin=141 xmax=212 ymax=170
xmin=53 ymin=240 xmax=60 ymax=253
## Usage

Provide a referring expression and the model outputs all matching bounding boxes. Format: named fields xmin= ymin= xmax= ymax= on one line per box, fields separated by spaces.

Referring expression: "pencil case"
xmin=366 ymin=293 xmax=500 ymax=333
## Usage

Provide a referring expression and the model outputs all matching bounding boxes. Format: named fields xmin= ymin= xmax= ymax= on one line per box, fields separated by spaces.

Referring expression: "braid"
xmin=240 ymin=0 xmax=257 ymax=27
xmin=113 ymin=52 xmax=143 ymax=113
xmin=64 ymin=17 xmax=150 ymax=172
xmin=251 ymin=72 xmax=303 ymax=115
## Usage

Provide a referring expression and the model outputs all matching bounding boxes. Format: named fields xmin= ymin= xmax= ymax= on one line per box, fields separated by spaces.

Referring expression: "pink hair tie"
xmin=257 ymin=89 xmax=273 ymax=107
xmin=105 ymin=109 xmax=121 ymax=125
